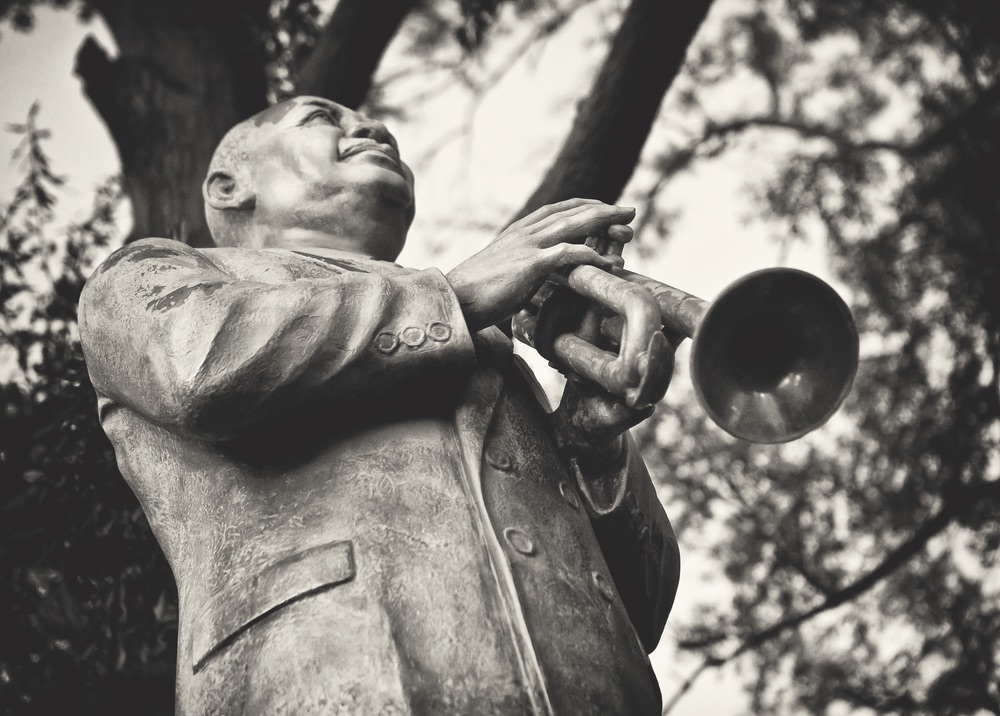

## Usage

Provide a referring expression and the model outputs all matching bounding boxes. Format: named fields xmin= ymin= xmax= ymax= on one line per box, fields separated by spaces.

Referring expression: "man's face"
xmin=247 ymin=97 xmax=415 ymax=259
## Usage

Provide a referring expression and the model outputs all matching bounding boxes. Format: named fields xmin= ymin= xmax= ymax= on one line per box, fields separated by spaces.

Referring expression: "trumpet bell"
xmin=691 ymin=268 xmax=859 ymax=444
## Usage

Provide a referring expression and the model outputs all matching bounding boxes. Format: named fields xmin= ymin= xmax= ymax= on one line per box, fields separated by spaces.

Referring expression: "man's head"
xmin=203 ymin=97 xmax=415 ymax=261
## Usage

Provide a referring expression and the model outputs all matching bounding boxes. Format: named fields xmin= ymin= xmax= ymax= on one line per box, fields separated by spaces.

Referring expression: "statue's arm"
xmin=78 ymin=238 xmax=476 ymax=441
xmin=570 ymin=435 xmax=680 ymax=652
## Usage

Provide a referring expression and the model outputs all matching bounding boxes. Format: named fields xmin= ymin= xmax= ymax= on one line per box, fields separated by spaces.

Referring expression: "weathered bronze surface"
xmin=79 ymin=96 xmax=680 ymax=715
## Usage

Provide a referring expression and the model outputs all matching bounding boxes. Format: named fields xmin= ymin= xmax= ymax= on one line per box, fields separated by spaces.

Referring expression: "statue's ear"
xmin=204 ymin=170 xmax=255 ymax=211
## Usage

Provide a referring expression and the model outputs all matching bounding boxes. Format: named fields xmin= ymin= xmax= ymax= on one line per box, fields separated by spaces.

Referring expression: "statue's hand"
xmin=550 ymin=367 xmax=669 ymax=460
xmin=545 ymin=376 xmax=653 ymax=495
xmin=446 ymin=198 xmax=634 ymax=331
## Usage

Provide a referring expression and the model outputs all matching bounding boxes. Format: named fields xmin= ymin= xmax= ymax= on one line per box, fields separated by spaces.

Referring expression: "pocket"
xmin=191 ymin=539 xmax=355 ymax=672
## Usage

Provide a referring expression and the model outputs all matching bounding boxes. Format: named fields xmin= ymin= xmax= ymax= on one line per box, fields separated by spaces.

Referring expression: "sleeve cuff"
xmin=569 ymin=434 xmax=630 ymax=516
xmin=370 ymin=267 xmax=478 ymax=372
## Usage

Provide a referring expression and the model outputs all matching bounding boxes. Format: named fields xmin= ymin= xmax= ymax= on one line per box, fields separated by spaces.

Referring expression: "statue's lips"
xmin=340 ymin=144 xmax=404 ymax=176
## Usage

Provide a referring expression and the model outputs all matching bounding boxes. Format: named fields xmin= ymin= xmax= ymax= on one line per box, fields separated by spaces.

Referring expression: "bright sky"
xmin=0 ymin=9 xmax=118 ymax=217
xmin=0 ymin=3 xmax=850 ymax=713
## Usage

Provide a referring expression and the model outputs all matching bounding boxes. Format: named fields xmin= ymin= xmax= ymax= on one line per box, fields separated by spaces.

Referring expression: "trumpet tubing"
xmin=513 ymin=266 xmax=859 ymax=444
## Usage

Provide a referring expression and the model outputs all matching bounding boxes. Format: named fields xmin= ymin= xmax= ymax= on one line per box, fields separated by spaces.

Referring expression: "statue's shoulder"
xmin=92 ymin=238 xmax=285 ymax=279
xmin=87 ymin=237 xmax=215 ymax=282
xmin=206 ymin=247 xmax=415 ymax=282
xmin=91 ymin=239 xmax=415 ymax=284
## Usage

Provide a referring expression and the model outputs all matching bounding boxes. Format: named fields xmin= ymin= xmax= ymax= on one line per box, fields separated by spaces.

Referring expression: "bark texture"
xmin=76 ymin=0 xmax=271 ymax=246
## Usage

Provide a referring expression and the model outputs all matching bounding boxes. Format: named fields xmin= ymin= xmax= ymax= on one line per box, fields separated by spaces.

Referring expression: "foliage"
xmin=0 ymin=105 xmax=176 ymax=715
xmin=2 ymin=0 xmax=999 ymax=714
xmin=0 ymin=0 xmax=79 ymax=33
xmin=263 ymin=0 xmax=323 ymax=102
xmin=635 ymin=0 xmax=1000 ymax=713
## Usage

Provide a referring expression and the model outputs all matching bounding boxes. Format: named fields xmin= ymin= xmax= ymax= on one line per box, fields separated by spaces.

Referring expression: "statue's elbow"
xmin=163 ymin=364 xmax=246 ymax=442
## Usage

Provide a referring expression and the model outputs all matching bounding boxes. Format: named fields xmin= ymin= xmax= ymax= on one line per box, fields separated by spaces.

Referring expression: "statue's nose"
xmin=347 ymin=120 xmax=395 ymax=147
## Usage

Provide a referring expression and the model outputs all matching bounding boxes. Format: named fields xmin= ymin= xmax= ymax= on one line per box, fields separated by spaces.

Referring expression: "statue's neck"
xmin=258 ymin=227 xmax=401 ymax=263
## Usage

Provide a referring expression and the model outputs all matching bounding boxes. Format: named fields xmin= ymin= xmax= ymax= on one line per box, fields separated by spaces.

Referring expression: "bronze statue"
xmin=79 ymin=96 xmax=680 ymax=715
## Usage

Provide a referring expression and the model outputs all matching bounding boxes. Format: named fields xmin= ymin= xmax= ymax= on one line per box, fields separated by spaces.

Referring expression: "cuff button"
xmin=428 ymin=322 xmax=452 ymax=342
xmin=374 ymin=332 xmax=399 ymax=354
xmin=400 ymin=326 xmax=426 ymax=348
xmin=485 ymin=447 xmax=514 ymax=472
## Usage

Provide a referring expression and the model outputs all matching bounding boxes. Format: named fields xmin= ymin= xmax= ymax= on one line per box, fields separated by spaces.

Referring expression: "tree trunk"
xmin=513 ymin=0 xmax=715 ymax=222
xmin=76 ymin=0 xmax=271 ymax=247
xmin=76 ymin=0 xmax=420 ymax=246
xmin=297 ymin=0 xmax=419 ymax=109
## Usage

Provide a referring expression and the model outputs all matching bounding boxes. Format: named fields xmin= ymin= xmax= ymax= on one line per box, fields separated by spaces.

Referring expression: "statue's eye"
xmin=302 ymin=109 xmax=337 ymax=126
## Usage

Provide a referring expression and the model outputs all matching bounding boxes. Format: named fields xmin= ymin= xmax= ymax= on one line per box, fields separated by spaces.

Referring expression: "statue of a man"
xmin=79 ymin=96 xmax=680 ymax=715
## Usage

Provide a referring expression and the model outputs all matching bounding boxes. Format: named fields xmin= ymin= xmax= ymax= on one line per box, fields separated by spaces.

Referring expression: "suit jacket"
xmin=78 ymin=238 xmax=680 ymax=715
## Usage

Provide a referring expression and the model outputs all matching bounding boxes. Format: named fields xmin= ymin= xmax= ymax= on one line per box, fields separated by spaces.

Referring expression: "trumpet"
xmin=512 ymin=260 xmax=859 ymax=444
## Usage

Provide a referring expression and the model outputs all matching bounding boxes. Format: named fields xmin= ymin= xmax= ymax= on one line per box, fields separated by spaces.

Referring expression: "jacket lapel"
xmin=451 ymin=326 xmax=554 ymax=716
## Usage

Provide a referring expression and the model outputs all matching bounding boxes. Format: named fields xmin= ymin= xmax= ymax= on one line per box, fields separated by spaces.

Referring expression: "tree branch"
xmin=74 ymin=2 xmax=270 ymax=245
xmin=511 ymin=0 xmax=716 ymax=222
xmin=681 ymin=76 xmax=1000 ymax=163
xmin=680 ymin=505 xmax=952 ymax=655
xmin=74 ymin=37 xmax=127 ymax=150
xmin=403 ymin=0 xmax=599 ymax=171
xmin=665 ymin=480 xmax=1000 ymax=711
xmin=700 ymin=116 xmax=912 ymax=156
xmin=296 ymin=0 xmax=419 ymax=109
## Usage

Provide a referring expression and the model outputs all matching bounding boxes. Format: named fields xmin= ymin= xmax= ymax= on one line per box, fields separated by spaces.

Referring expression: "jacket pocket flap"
xmin=192 ymin=539 xmax=355 ymax=672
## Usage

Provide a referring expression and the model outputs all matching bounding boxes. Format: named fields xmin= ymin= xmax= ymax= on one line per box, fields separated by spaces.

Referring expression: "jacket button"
xmin=374 ymin=332 xmax=399 ymax=354
xmin=591 ymin=571 xmax=615 ymax=601
xmin=485 ymin=447 xmax=513 ymax=471
xmin=427 ymin=321 xmax=452 ymax=342
xmin=400 ymin=326 xmax=426 ymax=348
xmin=504 ymin=528 xmax=536 ymax=556
xmin=559 ymin=481 xmax=580 ymax=510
